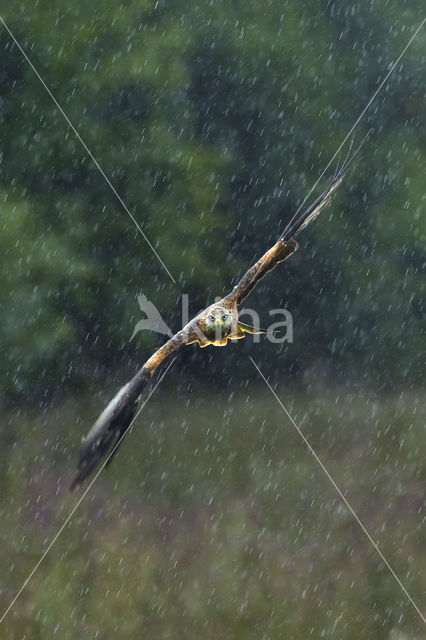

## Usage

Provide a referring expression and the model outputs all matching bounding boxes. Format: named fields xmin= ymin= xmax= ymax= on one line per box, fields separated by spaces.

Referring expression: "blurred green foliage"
xmin=0 ymin=0 xmax=425 ymax=401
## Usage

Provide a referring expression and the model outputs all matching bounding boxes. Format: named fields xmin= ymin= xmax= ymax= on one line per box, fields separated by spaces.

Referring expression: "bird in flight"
xmin=70 ymin=140 xmax=365 ymax=490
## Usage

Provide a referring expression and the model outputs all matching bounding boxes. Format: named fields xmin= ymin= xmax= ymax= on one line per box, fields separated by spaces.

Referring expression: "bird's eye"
xmin=222 ymin=314 xmax=228 ymax=320
xmin=209 ymin=315 xmax=214 ymax=321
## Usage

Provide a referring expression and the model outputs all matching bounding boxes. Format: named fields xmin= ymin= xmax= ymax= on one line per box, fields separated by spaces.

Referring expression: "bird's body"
xmin=70 ymin=139 xmax=367 ymax=490
xmin=185 ymin=302 xmax=236 ymax=347
xmin=186 ymin=301 xmax=262 ymax=347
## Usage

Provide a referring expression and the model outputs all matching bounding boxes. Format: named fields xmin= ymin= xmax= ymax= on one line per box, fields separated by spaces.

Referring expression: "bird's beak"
xmin=214 ymin=318 xmax=223 ymax=326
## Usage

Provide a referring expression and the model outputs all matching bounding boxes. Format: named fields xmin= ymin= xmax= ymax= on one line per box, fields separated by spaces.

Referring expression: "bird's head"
xmin=205 ymin=306 xmax=232 ymax=331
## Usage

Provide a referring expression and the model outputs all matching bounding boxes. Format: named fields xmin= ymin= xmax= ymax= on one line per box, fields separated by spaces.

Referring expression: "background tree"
xmin=1 ymin=1 xmax=424 ymax=401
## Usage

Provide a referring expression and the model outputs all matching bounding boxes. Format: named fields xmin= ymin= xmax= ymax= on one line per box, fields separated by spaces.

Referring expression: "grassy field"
xmin=1 ymin=383 xmax=425 ymax=639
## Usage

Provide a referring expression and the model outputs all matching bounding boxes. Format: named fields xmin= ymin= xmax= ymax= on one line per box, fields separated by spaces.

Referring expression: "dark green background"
xmin=0 ymin=2 xmax=425 ymax=638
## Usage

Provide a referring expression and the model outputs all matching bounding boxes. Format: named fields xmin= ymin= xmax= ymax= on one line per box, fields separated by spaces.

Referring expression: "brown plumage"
xmin=70 ymin=142 xmax=364 ymax=490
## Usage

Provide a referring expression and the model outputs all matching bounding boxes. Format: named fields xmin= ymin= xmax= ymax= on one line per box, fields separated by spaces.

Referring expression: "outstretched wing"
xmin=226 ymin=237 xmax=299 ymax=306
xmin=227 ymin=137 xmax=366 ymax=306
xmin=70 ymin=325 xmax=198 ymax=490
xmin=71 ymin=137 xmax=367 ymax=489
